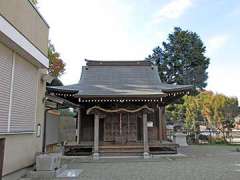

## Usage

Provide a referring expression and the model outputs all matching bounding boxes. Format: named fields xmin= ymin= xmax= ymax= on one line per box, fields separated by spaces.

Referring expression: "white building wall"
xmin=0 ymin=41 xmax=46 ymax=175
xmin=0 ymin=1 xmax=49 ymax=176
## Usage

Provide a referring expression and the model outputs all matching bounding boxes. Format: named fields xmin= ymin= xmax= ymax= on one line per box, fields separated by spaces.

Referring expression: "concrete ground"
xmin=2 ymin=167 xmax=33 ymax=180
xmin=5 ymin=145 xmax=240 ymax=180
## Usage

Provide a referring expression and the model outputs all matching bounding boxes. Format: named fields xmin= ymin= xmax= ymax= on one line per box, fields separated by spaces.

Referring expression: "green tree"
xmin=166 ymin=104 xmax=185 ymax=125
xmin=198 ymin=91 xmax=214 ymax=127
xmin=184 ymin=96 xmax=198 ymax=131
xmin=46 ymin=77 xmax=64 ymax=87
xmin=48 ymin=42 xmax=66 ymax=77
xmin=147 ymin=27 xmax=210 ymax=90
xmin=211 ymin=94 xmax=239 ymax=142
xmin=183 ymin=91 xmax=239 ymax=143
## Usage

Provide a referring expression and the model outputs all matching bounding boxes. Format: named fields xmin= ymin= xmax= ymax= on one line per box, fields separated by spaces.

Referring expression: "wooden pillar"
xmin=143 ymin=113 xmax=150 ymax=159
xmin=119 ymin=113 xmax=122 ymax=139
xmin=77 ymin=108 xmax=81 ymax=144
xmin=162 ymin=106 xmax=167 ymax=140
xmin=158 ymin=106 xmax=163 ymax=142
xmin=93 ymin=114 xmax=100 ymax=160
xmin=159 ymin=106 xmax=167 ymax=141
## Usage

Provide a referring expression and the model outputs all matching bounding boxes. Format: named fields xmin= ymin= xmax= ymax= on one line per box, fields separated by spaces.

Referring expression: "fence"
xmin=184 ymin=130 xmax=240 ymax=144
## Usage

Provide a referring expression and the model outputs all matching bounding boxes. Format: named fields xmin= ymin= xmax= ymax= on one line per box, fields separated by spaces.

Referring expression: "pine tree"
xmin=147 ymin=27 xmax=210 ymax=90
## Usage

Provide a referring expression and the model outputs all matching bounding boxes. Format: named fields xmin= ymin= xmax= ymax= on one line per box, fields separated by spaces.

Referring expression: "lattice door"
xmin=104 ymin=114 xmax=113 ymax=141
xmin=104 ymin=114 xmax=120 ymax=142
xmin=128 ymin=113 xmax=137 ymax=142
xmin=121 ymin=113 xmax=129 ymax=144
xmin=112 ymin=114 xmax=120 ymax=143
xmin=104 ymin=113 xmax=138 ymax=143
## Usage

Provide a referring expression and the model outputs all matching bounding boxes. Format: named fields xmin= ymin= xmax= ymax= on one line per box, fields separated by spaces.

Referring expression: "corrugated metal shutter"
xmin=10 ymin=54 xmax=38 ymax=132
xmin=0 ymin=43 xmax=12 ymax=133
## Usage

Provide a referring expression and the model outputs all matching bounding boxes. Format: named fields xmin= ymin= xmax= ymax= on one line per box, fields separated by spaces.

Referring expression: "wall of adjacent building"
xmin=0 ymin=41 xmax=47 ymax=175
xmin=0 ymin=0 xmax=49 ymax=55
xmin=0 ymin=0 xmax=49 ymax=176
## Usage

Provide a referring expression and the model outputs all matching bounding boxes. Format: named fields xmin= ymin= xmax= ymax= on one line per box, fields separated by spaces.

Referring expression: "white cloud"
xmin=153 ymin=0 xmax=192 ymax=23
xmin=206 ymin=35 xmax=229 ymax=55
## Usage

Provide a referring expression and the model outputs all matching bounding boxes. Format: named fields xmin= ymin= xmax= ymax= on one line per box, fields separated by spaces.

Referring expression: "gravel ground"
xmin=21 ymin=145 xmax=240 ymax=180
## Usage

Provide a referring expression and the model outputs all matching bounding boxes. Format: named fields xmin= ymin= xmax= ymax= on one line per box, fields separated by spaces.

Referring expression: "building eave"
xmin=75 ymin=94 xmax=167 ymax=98
xmin=45 ymin=95 xmax=79 ymax=108
xmin=162 ymin=85 xmax=194 ymax=93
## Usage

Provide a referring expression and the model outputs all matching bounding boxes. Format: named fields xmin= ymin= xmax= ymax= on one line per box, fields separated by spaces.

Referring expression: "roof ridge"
xmin=85 ymin=59 xmax=153 ymax=66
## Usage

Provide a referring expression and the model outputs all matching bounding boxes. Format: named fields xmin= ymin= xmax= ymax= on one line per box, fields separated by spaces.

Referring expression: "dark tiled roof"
xmin=45 ymin=95 xmax=78 ymax=108
xmin=47 ymin=60 xmax=193 ymax=97
xmin=47 ymin=84 xmax=79 ymax=94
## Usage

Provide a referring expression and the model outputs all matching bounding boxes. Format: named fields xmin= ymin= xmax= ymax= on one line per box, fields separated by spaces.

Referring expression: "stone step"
xmin=100 ymin=152 xmax=143 ymax=156
xmin=100 ymin=149 xmax=144 ymax=153
xmin=99 ymin=145 xmax=144 ymax=153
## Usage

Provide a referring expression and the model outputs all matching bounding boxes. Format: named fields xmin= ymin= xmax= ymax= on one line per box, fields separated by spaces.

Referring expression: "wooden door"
xmin=112 ymin=114 xmax=120 ymax=143
xmin=104 ymin=114 xmax=113 ymax=142
xmin=121 ymin=113 xmax=138 ymax=143
xmin=103 ymin=113 xmax=138 ymax=143
xmin=121 ymin=113 xmax=128 ymax=144
xmin=128 ymin=113 xmax=137 ymax=142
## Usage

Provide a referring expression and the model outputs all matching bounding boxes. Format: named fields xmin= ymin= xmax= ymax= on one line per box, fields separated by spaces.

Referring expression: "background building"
xmin=0 ymin=0 xmax=49 ymax=176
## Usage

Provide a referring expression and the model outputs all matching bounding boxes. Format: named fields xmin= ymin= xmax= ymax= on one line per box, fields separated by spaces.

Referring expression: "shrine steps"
xmin=99 ymin=145 xmax=144 ymax=156
xmin=64 ymin=145 xmax=93 ymax=156
xmin=63 ymin=143 xmax=179 ymax=156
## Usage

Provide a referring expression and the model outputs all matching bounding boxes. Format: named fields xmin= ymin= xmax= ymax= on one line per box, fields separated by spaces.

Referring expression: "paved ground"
xmin=7 ymin=145 xmax=240 ymax=180
xmin=63 ymin=145 xmax=240 ymax=180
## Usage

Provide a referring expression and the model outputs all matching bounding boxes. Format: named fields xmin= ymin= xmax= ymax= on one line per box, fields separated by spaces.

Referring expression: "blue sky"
xmin=38 ymin=0 xmax=240 ymax=101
